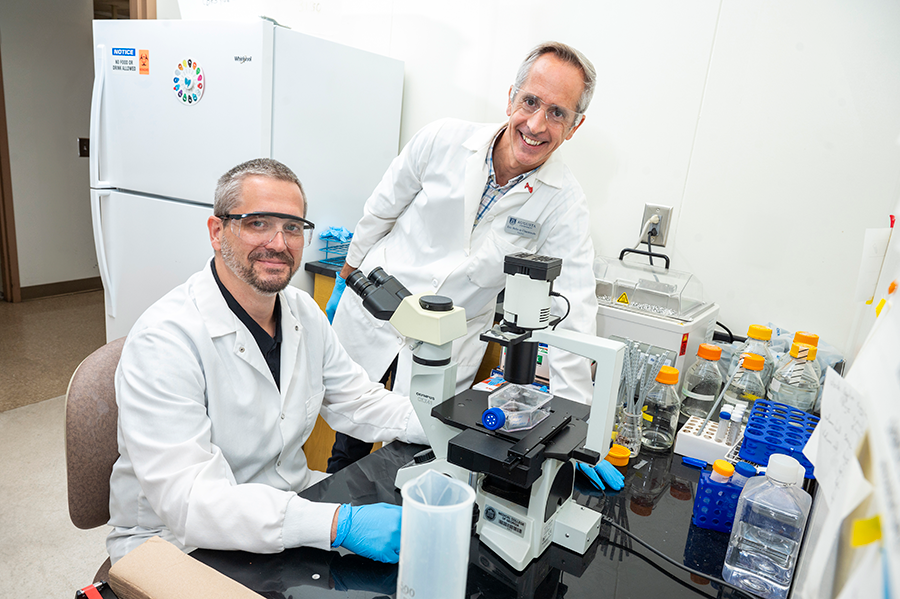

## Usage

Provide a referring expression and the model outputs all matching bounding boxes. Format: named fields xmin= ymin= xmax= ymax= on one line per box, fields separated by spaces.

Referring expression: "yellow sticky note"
xmin=850 ymin=515 xmax=882 ymax=547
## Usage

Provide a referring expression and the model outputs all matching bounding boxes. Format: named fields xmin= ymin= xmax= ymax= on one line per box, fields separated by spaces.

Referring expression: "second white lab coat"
xmin=333 ymin=118 xmax=598 ymax=403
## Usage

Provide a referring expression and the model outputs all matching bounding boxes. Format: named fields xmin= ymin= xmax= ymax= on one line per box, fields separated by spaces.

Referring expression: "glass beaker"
xmin=616 ymin=410 xmax=643 ymax=457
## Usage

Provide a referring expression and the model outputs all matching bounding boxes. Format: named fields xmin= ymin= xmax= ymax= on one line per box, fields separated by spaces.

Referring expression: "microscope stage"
xmin=433 ymin=388 xmax=600 ymax=488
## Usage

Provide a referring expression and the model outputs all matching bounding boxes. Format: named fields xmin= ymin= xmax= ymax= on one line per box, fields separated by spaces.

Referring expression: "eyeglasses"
xmin=220 ymin=212 xmax=316 ymax=249
xmin=510 ymin=86 xmax=583 ymax=129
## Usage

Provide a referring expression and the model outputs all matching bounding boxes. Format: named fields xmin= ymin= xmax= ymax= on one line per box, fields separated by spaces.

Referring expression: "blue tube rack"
xmin=319 ymin=240 xmax=350 ymax=266
xmin=691 ymin=471 xmax=741 ymax=533
xmin=738 ymin=400 xmax=819 ymax=479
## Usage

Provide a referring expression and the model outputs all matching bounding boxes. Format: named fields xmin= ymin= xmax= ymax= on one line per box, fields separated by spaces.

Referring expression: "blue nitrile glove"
xmin=596 ymin=460 xmax=625 ymax=490
xmin=325 ymin=274 xmax=346 ymax=323
xmin=332 ymin=503 xmax=402 ymax=564
xmin=576 ymin=460 xmax=625 ymax=491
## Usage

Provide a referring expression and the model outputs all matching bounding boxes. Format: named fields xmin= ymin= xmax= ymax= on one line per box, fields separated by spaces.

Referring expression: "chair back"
xmin=65 ymin=337 xmax=126 ymax=530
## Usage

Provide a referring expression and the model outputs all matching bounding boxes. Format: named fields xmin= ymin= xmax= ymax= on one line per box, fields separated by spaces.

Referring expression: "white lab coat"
xmin=333 ymin=118 xmax=598 ymax=403
xmin=107 ymin=265 xmax=426 ymax=563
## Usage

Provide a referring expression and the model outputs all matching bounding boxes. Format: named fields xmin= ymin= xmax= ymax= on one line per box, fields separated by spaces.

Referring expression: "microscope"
xmin=346 ymin=252 xmax=624 ymax=572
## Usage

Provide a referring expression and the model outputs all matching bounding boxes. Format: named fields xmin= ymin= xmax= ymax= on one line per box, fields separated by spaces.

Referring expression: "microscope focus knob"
xmin=419 ymin=295 xmax=453 ymax=312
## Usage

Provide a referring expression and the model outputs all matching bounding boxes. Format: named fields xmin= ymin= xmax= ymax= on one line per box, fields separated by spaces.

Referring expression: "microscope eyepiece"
xmin=367 ymin=267 xmax=390 ymax=286
xmin=346 ymin=270 xmax=374 ymax=298
xmin=344 ymin=267 xmax=411 ymax=321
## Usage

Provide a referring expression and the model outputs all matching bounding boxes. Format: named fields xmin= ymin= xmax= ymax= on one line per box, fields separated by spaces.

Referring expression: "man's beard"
xmin=220 ymin=236 xmax=296 ymax=296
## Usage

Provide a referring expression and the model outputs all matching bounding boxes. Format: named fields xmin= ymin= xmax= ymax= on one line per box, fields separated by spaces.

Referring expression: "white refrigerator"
xmin=90 ymin=19 xmax=404 ymax=341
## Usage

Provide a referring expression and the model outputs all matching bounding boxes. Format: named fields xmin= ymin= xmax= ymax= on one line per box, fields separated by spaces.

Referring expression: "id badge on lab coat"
xmin=504 ymin=216 xmax=540 ymax=239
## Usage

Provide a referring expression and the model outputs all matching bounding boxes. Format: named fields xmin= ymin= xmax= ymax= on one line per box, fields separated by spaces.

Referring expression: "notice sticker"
xmin=111 ymin=47 xmax=137 ymax=73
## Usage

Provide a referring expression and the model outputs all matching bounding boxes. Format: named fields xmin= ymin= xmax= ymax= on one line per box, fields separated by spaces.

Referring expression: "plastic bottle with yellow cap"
xmin=727 ymin=325 xmax=776 ymax=387
xmin=641 ymin=365 xmax=681 ymax=451
xmin=767 ymin=342 xmax=819 ymax=412
xmin=723 ymin=353 xmax=766 ymax=419
xmin=710 ymin=459 xmax=735 ymax=483
xmin=681 ymin=343 xmax=725 ymax=419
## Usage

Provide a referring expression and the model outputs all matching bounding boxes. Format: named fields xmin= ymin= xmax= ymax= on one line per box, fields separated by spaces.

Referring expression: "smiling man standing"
xmin=327 ymin=42 xmax=600 ymax=472
xmin=107 ymin=158 xmax=426 ymax=565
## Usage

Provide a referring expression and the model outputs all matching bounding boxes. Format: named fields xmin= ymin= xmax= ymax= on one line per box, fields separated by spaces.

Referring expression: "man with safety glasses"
xmin=107 ymin=158 xmax=427 ymax=565
xmin=327 ymin=42 xmax=600 ymax=472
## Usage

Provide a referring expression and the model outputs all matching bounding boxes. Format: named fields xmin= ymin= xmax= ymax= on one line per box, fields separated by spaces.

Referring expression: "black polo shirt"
xmin=210 ymin=260 xmax=282 ymax=390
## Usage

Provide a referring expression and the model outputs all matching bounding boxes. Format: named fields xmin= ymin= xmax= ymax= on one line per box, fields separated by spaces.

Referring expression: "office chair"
xmin=64 ymin=336 xmax=126 ymax=583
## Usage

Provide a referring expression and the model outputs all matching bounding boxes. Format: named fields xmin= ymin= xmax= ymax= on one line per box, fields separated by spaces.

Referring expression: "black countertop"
xmin=191 ymin=441 xmax=761 ymax=599
xmin=304 ymin=260 xmax=341 ymax=278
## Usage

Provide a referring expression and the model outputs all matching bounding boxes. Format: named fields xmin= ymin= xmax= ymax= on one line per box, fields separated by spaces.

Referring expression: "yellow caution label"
xmin=616 ymin=292 xmax=630 ymax=305
xmin=850 ymin=515 xmax=882 ymax=547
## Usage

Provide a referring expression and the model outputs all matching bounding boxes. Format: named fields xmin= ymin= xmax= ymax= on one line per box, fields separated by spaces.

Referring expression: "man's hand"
xmin=331 ymin=503 xmax=403 ymax=564
xmin=325 ymin=275 xmax=346 ymax=323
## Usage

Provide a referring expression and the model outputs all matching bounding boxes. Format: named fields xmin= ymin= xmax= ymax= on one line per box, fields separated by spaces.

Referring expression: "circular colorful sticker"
xmin=172 ymin=58 xmax=204 ymax=105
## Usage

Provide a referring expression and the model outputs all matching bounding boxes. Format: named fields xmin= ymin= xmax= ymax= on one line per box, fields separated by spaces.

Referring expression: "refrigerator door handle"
xmin=91 ymin=189 xmax=115 ymax=318
xmin=90 ymin=44 xmax=111 ymax=188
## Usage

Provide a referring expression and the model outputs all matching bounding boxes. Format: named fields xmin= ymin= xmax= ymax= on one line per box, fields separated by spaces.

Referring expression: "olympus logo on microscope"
xmin=415 ymin=392 xmax=436 ymax=405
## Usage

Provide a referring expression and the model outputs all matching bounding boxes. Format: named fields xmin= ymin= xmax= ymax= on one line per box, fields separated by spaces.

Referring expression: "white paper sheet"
xmin=798 ymin=370 xmax=874 ymax=598
xmin=806 ymin=370 xmax=872 ymax=519
xmin=834 ymin=543 xmax=886 ymax=599
xmin=846 ymin=303 xmax=900 ymax=599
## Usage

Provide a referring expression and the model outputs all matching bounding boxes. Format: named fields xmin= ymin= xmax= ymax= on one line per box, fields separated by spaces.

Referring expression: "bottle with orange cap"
xmin=681 ymin=343 xmax=725 ymax=419
xmin=727 ymin=325 xmax=776 ymax=388
xmin=774 ymin=332 xmax=822 ymax=406
xmin=767 ymin=342 xmax=820 ymax=412
xmin=774 ymin=332 xmax=820 ymax=374
xmin=723 ymin=353 xmax=767 ymax=418
xmin=641 ymin=365 xmax=681 ymax=451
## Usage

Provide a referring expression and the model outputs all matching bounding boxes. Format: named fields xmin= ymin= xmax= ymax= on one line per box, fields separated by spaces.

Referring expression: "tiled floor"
xmin=1 ymin=396 xmax=110 ymax=597
xmin=1 ymin=291 xmax=109 ymax=596
xmin=0 ymin=291 xmax=106 ymax=412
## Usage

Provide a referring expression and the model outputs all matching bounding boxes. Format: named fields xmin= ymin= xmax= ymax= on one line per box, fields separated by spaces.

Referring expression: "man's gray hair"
xmin=513 ymin=41 xmax=597 ymax=116
xmin=214 ymin=158 xmax=306 ymax=217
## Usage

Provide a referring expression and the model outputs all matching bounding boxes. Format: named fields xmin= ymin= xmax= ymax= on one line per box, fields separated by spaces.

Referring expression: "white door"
xmin=91 ymin=19 xmax=274 ymax=203
xmin=92 ymin=189 xmax=214 ymax=341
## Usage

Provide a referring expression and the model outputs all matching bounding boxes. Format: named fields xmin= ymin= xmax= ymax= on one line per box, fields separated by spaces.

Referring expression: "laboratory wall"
xmin=170 ymin=0 xmax=900 ymax=357
xmin=0 ymin=0 xmax=97 ymax=288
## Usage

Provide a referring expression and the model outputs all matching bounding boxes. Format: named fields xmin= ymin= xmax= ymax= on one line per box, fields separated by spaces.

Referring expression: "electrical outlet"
xmin=78 ymin=137 xmax=90 ymax=157
xmin=641 ymin=203 xmax=673 ymax=247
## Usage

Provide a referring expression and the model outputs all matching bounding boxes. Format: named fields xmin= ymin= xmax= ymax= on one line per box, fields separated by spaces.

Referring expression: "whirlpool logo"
xmin=234 ymin=55 xmax=252 ymax=63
